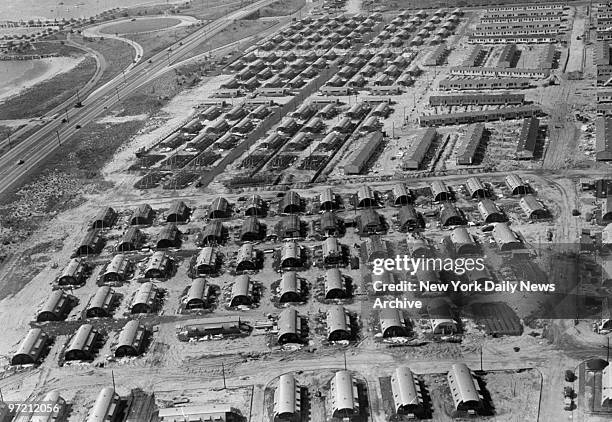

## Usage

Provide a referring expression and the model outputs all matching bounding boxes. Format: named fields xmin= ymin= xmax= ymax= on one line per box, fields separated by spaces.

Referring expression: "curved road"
xmin=0 ymin=0 xmax=275 ymax=198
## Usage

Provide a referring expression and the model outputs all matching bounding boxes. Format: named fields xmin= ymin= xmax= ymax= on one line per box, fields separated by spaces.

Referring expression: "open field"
xmin=99 ymin=17 xmax=182 ymax=35
xmin=259 ymin=0 xmax=306 ymax=17
xmin=181 ymin=19 xmax=279 ymax=60
xmin=124 ymin=24 xmax=200 ymax=61
xmin=73 ymin=36 xmax=135 ymax=88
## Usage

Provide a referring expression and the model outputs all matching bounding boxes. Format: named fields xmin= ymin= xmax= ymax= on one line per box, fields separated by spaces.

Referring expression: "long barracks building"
xmin=449 ymin=66 xmax=550 ymax=78
xmin=419 ymin=106 xmax=543 ymax=127
xmin=439 ymin=78 xmax=531 ymax=90
xmin=429 ymin=93 xmax=524 ymax=107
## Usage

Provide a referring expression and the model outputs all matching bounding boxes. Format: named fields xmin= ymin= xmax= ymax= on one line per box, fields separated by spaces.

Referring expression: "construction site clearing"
xmin=0 ymin=0 xmax=612 ymax=422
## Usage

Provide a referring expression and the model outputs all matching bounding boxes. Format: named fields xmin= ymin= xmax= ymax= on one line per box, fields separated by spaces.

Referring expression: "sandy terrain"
xmin=0 ymin=56 xmax=86 ymax=104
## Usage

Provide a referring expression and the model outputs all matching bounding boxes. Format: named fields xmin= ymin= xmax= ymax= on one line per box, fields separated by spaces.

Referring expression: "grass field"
xmin=99 ymin=17 xmax=182 ymax=35
xmin=6 ymin=41 xmax=83 ymax=57
xmin=124 ymin=0 xmax=252 ymax=21
xmin=115 ymin=71 xmax=183 ymax=116
xmin=124 ymin=24 xmax=200 ymax=61
xmin=0 ymin=56 xmax=96 ymax=120
xmin=259 ymin=0 xmax=305 ymax=17
xmin=74 ymin=36 xmax=136 ymax=87
xmin=183 ymin=19 xmax=278 ymax=60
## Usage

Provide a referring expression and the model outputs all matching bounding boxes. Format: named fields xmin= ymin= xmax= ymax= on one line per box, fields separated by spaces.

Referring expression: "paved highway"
xmin=0 ymin=0 xmax=275 ymax=198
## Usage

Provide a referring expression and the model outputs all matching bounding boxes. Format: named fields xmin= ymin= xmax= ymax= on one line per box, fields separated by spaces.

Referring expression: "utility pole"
xmin=480 ymin=345 xmax=483 ymax=371
xmin=607 ymin=337 xmax=610 ymax=363
xmin=111 ymin=370 xmax=116 ymax=392
xmin=221 ymin=362 xmax=227 ymax=389
xmin=115 ymin=86 xmax=120 ymax=101
xmin=343 ymin=350 xmax=347 ymax=370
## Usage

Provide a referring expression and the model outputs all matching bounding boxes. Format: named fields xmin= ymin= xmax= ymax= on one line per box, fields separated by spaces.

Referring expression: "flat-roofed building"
xmin=391 ymin=366 xmax=423 ymax=416
xmin=596 ymin=117 xmax=612 ymax=161
xmin=402 ymin=128 xmax=436 ymax=170
xmin=329 ymin=370 xmax=359 ymax=418
xmin=457 ymin=123 xmax=485 ymax=165
xmin=157 ymin=405 xmax=243 ymax=422
xmin=447 ymin=363 xmax=482 ymax=412
xmin=11 ymin=328 xmax=49 ymax=366
xmin=516 ymin=117 xmax=539 ymax=159
xmin=344 ymin=131 xmax=384 ymax=175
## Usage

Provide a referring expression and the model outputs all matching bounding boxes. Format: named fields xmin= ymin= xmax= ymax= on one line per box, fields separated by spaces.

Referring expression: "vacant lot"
xmin=124 ymin=24 xmax=200 ymax=60
xmin=100 ymin=17 xmax=182 ymax=35
xmin=260 ymin=0 xmax=305 ymax=16
xmin=74 ymin=36 xmax=135 ymax=87
xmin=183 ymin=19 xmax=278 ymax=60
